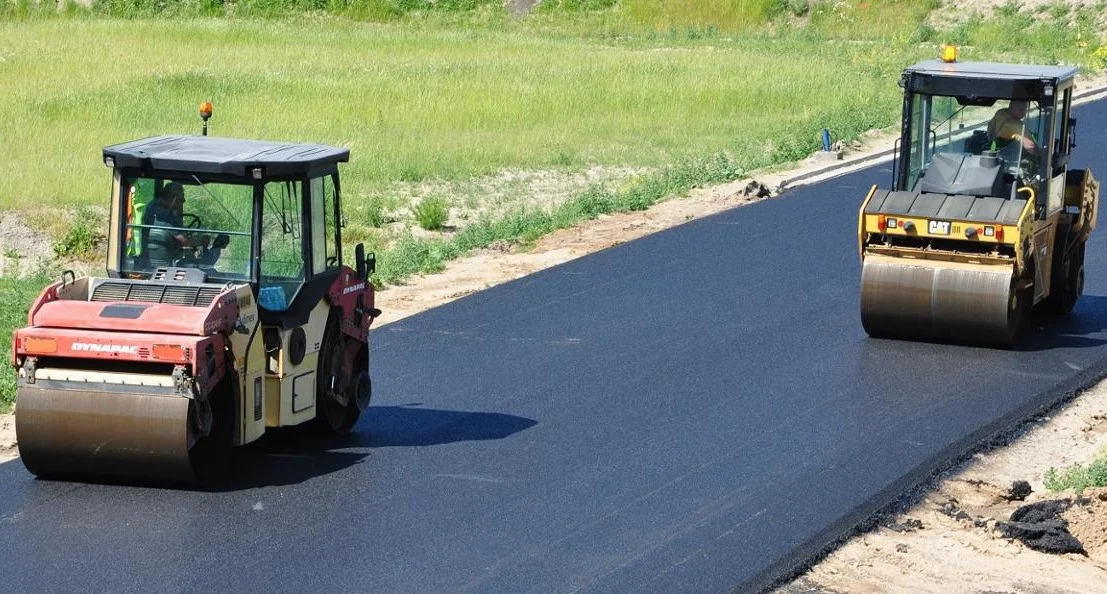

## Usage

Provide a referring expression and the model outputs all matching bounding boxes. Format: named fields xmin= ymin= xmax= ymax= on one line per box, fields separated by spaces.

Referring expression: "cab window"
xmin=258 ymin=180 xmax=305 ymax=312
xmin=119 ymin=176 xmax=253 ymax=281
xmin=309 ymin=175 xmax=340 ymax=274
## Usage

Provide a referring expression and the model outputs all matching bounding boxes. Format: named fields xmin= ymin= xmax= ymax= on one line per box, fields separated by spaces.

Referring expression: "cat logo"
xmin=928 ymin=220 xmax=951 ymax=235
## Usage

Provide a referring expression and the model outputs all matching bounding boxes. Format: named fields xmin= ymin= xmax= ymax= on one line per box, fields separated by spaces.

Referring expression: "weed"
xmin=1094 ymin=44 xmax=1107 ymax=70
xmin=364 ymin=195 xmax=391 ymax=228
xmin=777 ymin=0 xmax=809 ymax=18
xmin=412 ymin=196 xmax=450 ymax=230
xmin=1044 ymin=451 xmax=1107 ymax=494
xmin=52 ymin=208 xmax=104 ymax=259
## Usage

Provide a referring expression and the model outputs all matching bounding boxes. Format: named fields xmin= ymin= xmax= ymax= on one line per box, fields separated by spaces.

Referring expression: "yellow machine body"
xmin=856 ymin=59 xmax=1098 ymax=347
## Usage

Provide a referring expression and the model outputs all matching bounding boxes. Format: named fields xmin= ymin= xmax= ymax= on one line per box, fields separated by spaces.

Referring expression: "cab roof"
xmin=904 ymin=60 xmax=1078 ymax=83
xmin=103 ymin=135 xmax=349 ymax=179
xmin=901 ymin=60 xmax=1078 ymax=102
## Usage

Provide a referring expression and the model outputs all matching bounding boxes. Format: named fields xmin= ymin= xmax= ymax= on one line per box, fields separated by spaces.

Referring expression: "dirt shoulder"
xmin=780 ymin=385 xmax=1107 ymax=594
xmin=0 ymin=412 xmax=14 ymax=463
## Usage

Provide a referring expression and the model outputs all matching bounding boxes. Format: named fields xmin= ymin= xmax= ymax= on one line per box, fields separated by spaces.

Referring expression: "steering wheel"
xmin=182 ymin=214 xmax=204 ymax=229
xmin=1019 ymin=153 xmax=1040 ymax=181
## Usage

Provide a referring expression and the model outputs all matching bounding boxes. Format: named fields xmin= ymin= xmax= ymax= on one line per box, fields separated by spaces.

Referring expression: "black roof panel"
xmin=905 ymin=60 xmax=1078 ymax=83
xmin=103 ymin=135 xmax=349 ymax=178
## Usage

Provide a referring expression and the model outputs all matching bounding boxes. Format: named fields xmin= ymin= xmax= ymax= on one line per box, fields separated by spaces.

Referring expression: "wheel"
xmin=314 ymin=311 xmax=363 ymax=435
xmin=999 ymin=275 xmax=1033 ymax=348
xmin=189 ymin=370 xmax=236 ymax=484
xmin=1049 ymin=242 xmax=1085 ymax=315
xmin=352 ymin=369 xmax=372 ymax=411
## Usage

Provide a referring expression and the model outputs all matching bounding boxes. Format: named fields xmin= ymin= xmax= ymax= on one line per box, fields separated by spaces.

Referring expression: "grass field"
xmin=0 ymin=11 xmax=937 ymax=280
xmin=0 ymin=17 xmax=918 ymax=212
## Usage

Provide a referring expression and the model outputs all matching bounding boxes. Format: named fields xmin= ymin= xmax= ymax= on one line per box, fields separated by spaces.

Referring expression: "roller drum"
xmin=15 ymin=385 xmax=198 ymax=483
xmin=860 ymin=257 xmax=1027 ymax=346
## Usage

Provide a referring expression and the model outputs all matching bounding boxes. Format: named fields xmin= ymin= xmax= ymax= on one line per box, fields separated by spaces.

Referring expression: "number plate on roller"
xmin=928 ymin=220 xmax=951 ymax=235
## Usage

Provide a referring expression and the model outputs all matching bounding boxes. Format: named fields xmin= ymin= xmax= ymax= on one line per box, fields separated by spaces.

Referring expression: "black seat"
xmin=964 ymin=130 xmax=990 ymax=155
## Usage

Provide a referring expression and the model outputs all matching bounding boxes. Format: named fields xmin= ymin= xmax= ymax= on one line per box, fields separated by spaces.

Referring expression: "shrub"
xmin=52 ymin=208 xmax=104 ymax=259
xmin=1044 ymin=453 xmax=1107 ymax=494
xmin=412 ymin=196 xmax=450 ymax=230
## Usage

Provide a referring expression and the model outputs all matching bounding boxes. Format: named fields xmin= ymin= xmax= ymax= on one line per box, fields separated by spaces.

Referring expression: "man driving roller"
xmin=145 ymin=182 xmax=210 ymax=266
xmin=987 ymin=99 xmax=1038 ymax=155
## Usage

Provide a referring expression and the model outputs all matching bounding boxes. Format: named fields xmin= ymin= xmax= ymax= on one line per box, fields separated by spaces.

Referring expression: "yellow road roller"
xmin=859 ymin=56 xmax=1099 ymax=347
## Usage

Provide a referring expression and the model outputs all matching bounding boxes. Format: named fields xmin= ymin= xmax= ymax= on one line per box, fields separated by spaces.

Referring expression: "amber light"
xmin=152 ymin=344 xmax=186 ymax=361
xmin=199 ymin=102 xmax=213 ymax=119
xmin=940 ymin=44 xmax=958 ymax=63
xmin=24 ymin=336 xmax=57 ymax=354
xmin=877 ymin=214 xmax=887 ymax=232
xmin=996 ymin=226 xmax=1005 ymax=242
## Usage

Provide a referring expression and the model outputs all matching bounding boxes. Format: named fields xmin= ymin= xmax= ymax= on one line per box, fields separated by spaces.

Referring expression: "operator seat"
xmin=964 ymin=130 xmax=990 ymax=155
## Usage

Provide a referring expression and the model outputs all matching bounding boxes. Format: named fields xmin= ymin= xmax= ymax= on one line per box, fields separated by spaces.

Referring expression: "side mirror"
xmin=354 ymin=243 xmax=375 ymax=280
xmin=1069 ymin=117 xmax=1077 ymax=150
xmin=355 ymin=243 xmax=366 ymax=280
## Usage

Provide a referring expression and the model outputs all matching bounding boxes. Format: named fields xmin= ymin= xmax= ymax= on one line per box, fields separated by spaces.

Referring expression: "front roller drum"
xmin=860 ymin=257 xmax=1029 ymax=347
xmin=15 ymin=386 xmax=200 ymax=483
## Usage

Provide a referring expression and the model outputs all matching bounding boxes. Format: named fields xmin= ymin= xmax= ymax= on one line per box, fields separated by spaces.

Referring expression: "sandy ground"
xmin=929 ymin=0 xmax=1107 ymax=30
xmin=0 ymin=212 xmax=53 ymax=277
xmin=1 ymin=68 xmax=1106 ymax=593
xmin=0 ymin=411 xmax=14 ymax=462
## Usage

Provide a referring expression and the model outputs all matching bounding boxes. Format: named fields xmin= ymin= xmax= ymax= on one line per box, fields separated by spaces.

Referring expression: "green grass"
xmin=1 ymin=3 xmax=1101 ymax=216
xmin=0 ymin=16 xmax=924 ymax=213
xmin=0 ymin=277 xmax=47 ymax=412
xmin=1045 ymin=449 xmax=1107 ymax=494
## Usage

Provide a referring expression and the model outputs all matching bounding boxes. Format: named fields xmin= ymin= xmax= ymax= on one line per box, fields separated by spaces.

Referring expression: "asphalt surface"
xmin=3 ymin=99 xmax=1107 ymax=593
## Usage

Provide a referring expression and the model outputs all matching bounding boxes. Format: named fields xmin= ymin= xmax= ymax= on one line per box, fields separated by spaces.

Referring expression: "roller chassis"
xmin=857 ymin=59 xmax=1099 ymax=347
xmin=11 ymin=135 xmax=380 ymax=483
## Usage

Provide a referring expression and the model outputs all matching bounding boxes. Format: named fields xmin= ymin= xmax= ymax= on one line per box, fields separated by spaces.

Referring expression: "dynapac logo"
xmin=71 ymin=342 xmax=139 ymax=355
xmin=342 ymin=283 xmax=366 ymax=295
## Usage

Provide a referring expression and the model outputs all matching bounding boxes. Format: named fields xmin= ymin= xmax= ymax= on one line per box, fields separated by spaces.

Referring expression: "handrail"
xmin=126 ymin=223 xmax=251 ymax=237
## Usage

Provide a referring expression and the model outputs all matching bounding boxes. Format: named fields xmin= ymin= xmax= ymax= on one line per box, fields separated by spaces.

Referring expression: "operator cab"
xmin=102 ymin=135 xmax=362 ymax=326
xmin=895 ymin=60 xmax=1078 ymax=218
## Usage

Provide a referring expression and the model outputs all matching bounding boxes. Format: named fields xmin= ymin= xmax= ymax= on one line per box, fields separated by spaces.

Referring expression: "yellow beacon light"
xmin=199 ymin=101 xmax=213 ymax=136
xmin=940 ymin=44 xmax=959 ymax=63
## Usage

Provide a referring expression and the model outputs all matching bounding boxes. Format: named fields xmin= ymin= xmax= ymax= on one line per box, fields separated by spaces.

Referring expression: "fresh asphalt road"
xmin=3 ymin=99 xmax=1107 ymax=593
